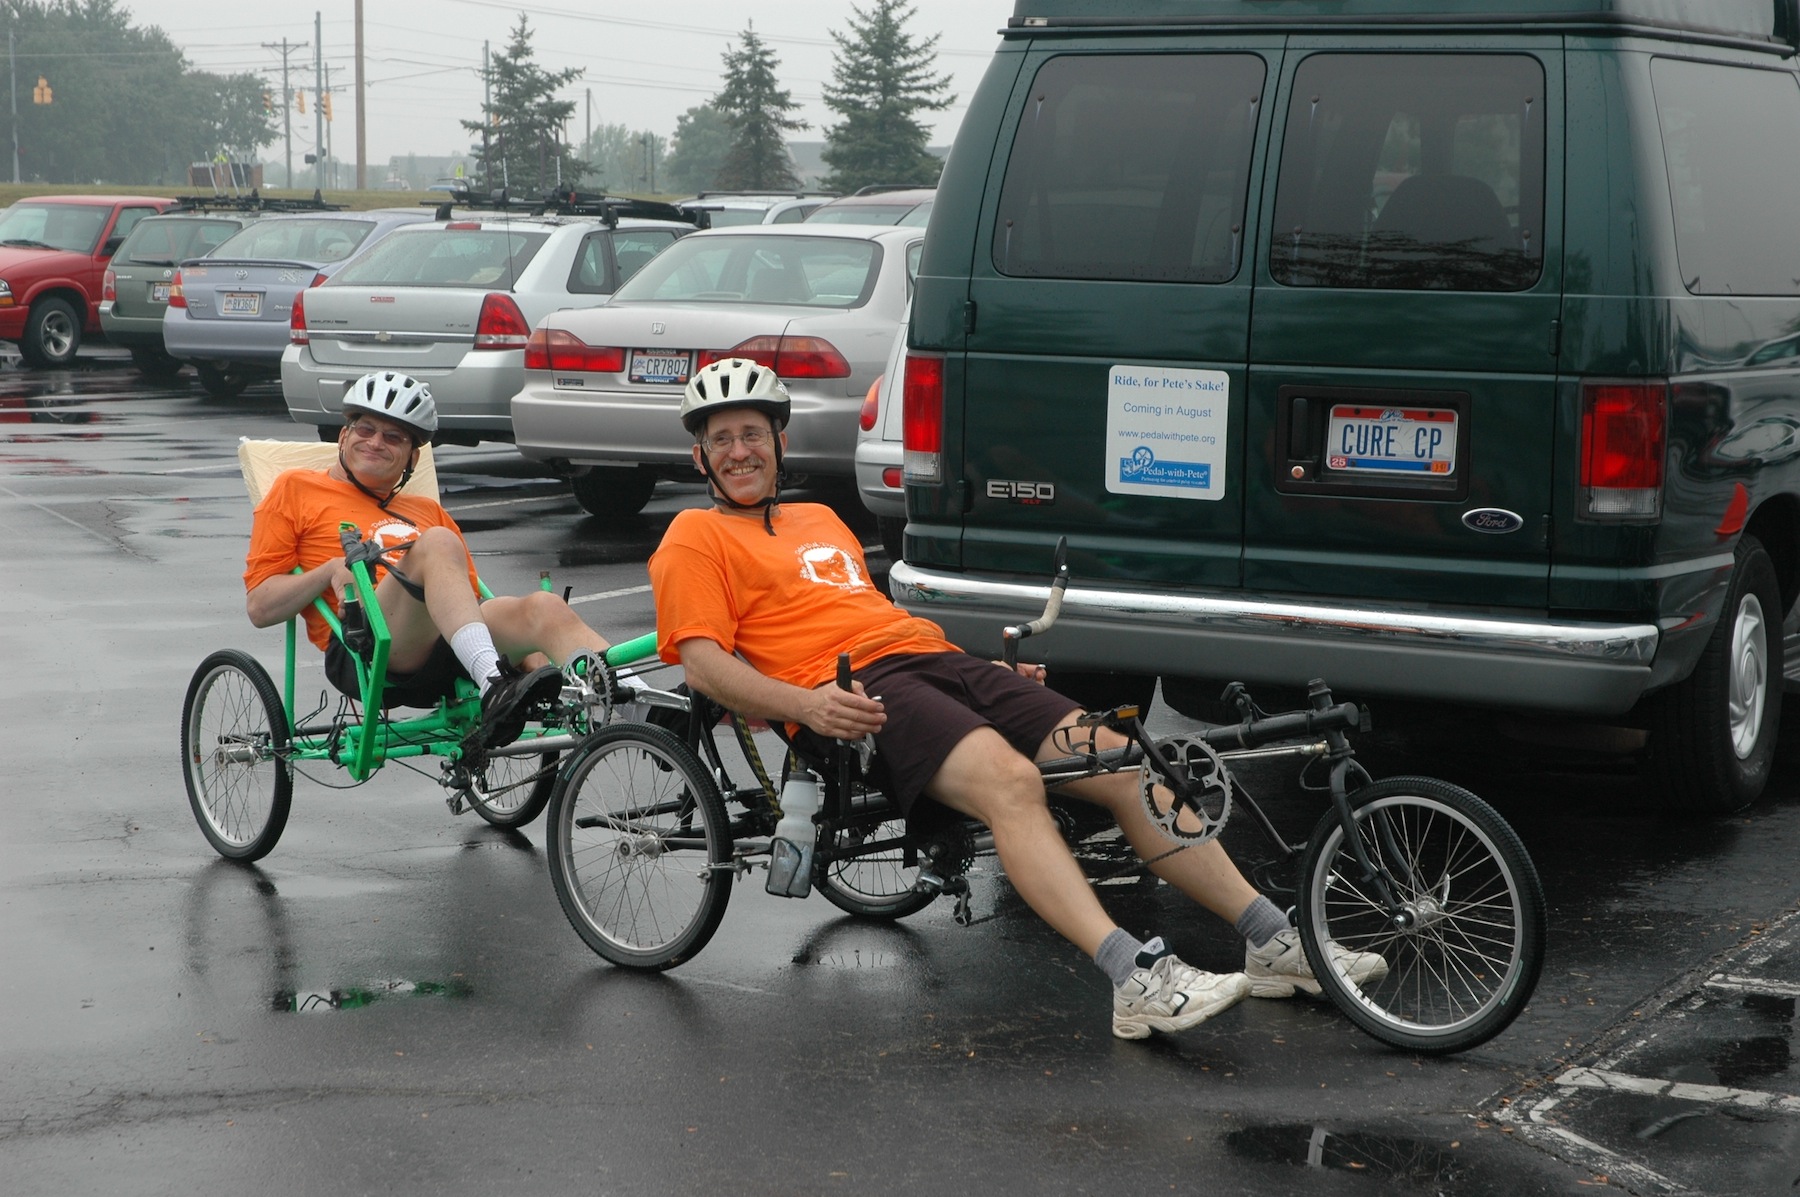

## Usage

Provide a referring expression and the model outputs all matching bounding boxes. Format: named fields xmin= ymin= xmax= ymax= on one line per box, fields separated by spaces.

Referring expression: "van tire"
xmin=571 ymin=467 xmax=656 ymax=517
xmin=129 ymin=347 xmax=183 ymax=379
xmin=1644 ymin=535 xmax=1783 ymax=815
xmin=20 ymin=297 xmax=80 ymax=367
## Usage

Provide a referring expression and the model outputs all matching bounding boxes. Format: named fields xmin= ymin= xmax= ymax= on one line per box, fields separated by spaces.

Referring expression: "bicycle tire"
xmin=467 ymin=751 xmax=560 ymax=829
xmin=546 ymin=723 xmax=732 ymax=970
xmin=181 ymin=650 xmax=293 ymax=862
xmin=1296 ymin=776 xmax=1544 ymax=1054
xmin=815 ymin=815 xmax=937 ymax=919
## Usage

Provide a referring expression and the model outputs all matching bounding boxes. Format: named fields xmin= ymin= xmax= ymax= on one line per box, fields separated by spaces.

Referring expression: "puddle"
xmin=274 ymin=977 xmax=472 ymax=1013
xmin=1225 ymin=1123 xmax=1478 ymax=1190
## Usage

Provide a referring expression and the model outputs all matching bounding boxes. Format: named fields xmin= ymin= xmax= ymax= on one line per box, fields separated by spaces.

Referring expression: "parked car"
xmin=853 ymin=322 xmax=908 ymax=560
xmin=100 ymin=207 xmax=273 ymax=377
xmin=893 ymin=0 xmax=1800 ymax=815
xmin=0 ymin=194 xmax=174 ymax=366
xmin=805 ymin=186 xmax=935 ymax=227
xmin=511 ymin=223 xmax=924 ymax=516
xmin=282 ymin=203 xmax=696 ymax=445
xmin=678 ymin=191 xmax=838 ymax=227
xmin=163 ymin=208 xmax=434 ymax=398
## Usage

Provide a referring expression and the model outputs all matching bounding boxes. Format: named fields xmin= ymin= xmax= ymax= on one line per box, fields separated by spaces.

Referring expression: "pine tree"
xmin=820 ymin=0 xmax=953 ymax=193
xmin=460 ymin=17 xmax=588 ymax=195
xmin=714 ymin=25 xmax=805 ymax=191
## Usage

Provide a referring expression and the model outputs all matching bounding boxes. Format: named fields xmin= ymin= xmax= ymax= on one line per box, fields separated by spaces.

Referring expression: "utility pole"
xmin=324 ymin=63 xmax=335 ymax=188
xmin=584 ymin=88 xmax=591 ymax=186
xmin=481 ymin=40 xmax=490 ymax=190
xmin=313 ymin=12 xmax=324 ymax=191
xmin=262 ymin=36 xmax=306 ymax=189
xmin=354 ymin=0 xmax=365 ymax=189
xmin=8 ymin=31 xmax=18 ymax=184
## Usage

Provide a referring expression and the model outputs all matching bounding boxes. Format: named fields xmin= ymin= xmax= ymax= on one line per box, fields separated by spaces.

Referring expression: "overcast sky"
xmin=118 ymin=0 xmax=1015 ymax=170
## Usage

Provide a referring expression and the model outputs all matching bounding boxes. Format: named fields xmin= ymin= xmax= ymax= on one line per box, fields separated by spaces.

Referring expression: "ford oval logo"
xmin=1462 ymin=508 xmax=1524 ymax=534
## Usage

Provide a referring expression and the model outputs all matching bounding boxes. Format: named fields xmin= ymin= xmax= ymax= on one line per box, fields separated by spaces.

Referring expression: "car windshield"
xmin=332 ymin=227 xmax=549 ymax=287
xmin=0 ymin=203 xmax=110 ymax=252
xmin=119 ymin=217 xmax=241 ymax=265
xmin=613 ymin=234 xmax=882 ymax=307
xmin=210 ymin=217 xmax=377 ymax=264
xmin=808 ymin=204 xmax=917 ymax=226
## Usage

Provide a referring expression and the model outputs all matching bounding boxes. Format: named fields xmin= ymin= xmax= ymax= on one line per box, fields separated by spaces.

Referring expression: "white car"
xmin=854 ymin=322 xmax=908 ymax=560
xmin=281 ymin=204 xmax=695 ymax=444
xmin=677 ymin=191 xmax=838 ymax=227
xmin=511 ymin=223 xmax=924 ymax=516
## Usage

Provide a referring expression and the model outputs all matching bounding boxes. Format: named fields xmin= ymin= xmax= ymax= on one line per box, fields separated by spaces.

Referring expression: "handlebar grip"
xmin=837 ymin=653 xmax=853 ymax=692
xmin=1199 ymin=701 xmax=1361 ymax=750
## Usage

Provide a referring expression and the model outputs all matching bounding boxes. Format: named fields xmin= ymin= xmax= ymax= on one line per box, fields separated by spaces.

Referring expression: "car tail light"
xmin=288 ymin=288 xmax=308 ymax=344
xmin=523 ymin=327 xmax=625 ymax=373
xmin=102 ymin=269 xmax=116 ymax=303
xmin=168 ymin=269 xmax=186 ymax=309
xmin=474 ymin=292 xmax=530 ymax=350
xmin=902 ymin=352 xmax=945 ymax=483
xmin=1579 ymin=380 xmax=1665 ymax=520
xmin=859 ymin=376 xmax=882 ymax=431
xmin=702 ymin=334 xmax=852 ymax=379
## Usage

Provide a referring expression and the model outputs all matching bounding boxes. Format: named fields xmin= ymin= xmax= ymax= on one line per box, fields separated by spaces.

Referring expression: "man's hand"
xmin=995 ymin=659 xmax=1048 ymax=685
xmin=800 ymin=680 xmax=885 ymax=740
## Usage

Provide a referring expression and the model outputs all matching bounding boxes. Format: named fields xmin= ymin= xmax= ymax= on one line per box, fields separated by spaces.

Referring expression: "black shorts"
xmin=794 ymin=651 xmax=1080 ymax=815
xmin=323 ymin=636 xmax=470 ymax=708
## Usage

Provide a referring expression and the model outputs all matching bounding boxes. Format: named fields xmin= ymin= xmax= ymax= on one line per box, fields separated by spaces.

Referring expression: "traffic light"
xmin=262 ymin=89 xmax=273 ymax=112
xmin=322 ymin=91 xmax=332 ymax=122
xmin=295 ymin=89 xmax=306 ymax=115
xmin=31 ymin=75 xmax=51 ymax=105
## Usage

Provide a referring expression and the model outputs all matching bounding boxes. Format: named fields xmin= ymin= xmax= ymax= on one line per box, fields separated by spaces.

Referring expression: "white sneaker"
xmin=1245 ymin=927 xmax=1389 ymax=998
xmin=1113 ymin=948 xmax=1252 ymax=1040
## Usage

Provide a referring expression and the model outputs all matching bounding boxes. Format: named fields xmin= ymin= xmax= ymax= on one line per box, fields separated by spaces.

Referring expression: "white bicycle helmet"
xmin=343 ymin=370 xmax=437 ymax=440
xmin=679 ymin=357 xmax=790 ymax=434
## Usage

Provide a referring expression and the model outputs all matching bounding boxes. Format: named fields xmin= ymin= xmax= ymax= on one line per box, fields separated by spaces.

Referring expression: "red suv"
xmin=0 ymin=195 xmax=173 ymax=366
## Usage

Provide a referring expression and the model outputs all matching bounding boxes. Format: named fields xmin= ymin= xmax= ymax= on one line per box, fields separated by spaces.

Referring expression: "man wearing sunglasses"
xmin=244 ymin=370 xmax=623 ymax=754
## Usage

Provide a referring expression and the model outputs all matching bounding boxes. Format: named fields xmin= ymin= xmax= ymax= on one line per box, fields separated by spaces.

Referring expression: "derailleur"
xmin=915 ymin=824 xmax=978 ymax=926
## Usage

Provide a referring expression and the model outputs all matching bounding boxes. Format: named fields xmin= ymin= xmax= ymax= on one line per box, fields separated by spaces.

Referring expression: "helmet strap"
xmin=336 ymin=446 xmax=412 ymax=511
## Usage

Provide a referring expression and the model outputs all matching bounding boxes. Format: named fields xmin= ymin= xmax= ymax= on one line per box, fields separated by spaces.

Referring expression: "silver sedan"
xmin=511 ymin=223 xmax=923 ymax=516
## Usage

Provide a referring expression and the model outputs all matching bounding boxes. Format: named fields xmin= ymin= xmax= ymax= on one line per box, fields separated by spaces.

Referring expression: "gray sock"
xmin=1096 ymin=928 xmax=1148 ymax=987
xmin=1236 ymin=895 xmax=1289 ymax=949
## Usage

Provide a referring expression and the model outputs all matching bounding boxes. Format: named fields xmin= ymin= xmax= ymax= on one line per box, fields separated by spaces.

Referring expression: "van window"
xmin=1271 ymin=54 xmax=1545 ymax=292
xmin=1652 ymin=58 xmax=1800 ymax=296
xmin=991 ymin=53 xmax=1265 ymax=283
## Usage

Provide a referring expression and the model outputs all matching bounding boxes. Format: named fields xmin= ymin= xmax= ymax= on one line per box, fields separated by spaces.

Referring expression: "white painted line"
xmin=1556 ymin=1066 xmax=1800 ymax=1114
xmin=567 ymin=584 xmax=652 ymax=606
xmin=444 ymin=492 xmax=568 ymax=513
xmin=0 ymin=481 xmax=127 ymax=549
xmin=1706 ymin=974 xmax=1800 ymax=999
xmin=1502 ymin=1095 xmax=1690 ymax=1195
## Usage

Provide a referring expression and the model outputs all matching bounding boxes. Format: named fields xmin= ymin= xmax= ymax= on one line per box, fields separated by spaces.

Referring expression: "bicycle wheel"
xmin=546 ymin=723 xmax=732 ymax=969
xmin=181 ymin=650 xmax=292 ymax=862
xmin=467 ymin=751 xmax=560 ymax=829
xmin=816 ymin=815 xmax=937 ymax=919
xmin=1296 ymin=776 xmax=1544 ymax=1054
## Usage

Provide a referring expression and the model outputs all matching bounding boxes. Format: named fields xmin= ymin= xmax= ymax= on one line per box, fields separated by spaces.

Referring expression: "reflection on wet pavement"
xmin=1226 ymin=1122 xmax=1478 ymax=1190
xmin=275 ymin=978 xmax=472 ymax=1014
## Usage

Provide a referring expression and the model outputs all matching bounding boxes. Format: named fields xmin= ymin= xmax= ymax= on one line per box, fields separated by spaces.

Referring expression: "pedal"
xmin=949 ymin=880 xmax=974 ymax=927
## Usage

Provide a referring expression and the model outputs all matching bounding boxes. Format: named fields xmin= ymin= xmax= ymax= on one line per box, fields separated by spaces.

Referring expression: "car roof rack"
xmin=425 ymin=186 xmax=709 ymax=228
xmin=168 ymin=190 xmax=343 ymax=213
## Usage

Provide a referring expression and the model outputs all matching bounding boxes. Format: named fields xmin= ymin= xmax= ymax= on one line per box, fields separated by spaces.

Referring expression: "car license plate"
xmin=1326 ymin=404 xmax=1457 ymax=475
xmin=149 ymin=282 xmax=170 ymax=303
xmin=628 ymin=349 xmax=691 ymax=384
xmin=220 ymin=291 xmax=261 ymax=317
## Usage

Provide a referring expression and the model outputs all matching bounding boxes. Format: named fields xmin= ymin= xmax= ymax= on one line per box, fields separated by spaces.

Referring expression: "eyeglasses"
xmin=346 ymin=420 xmax=413 ymax=448
xmin=703 ymin=428 xmax=773 ymax=453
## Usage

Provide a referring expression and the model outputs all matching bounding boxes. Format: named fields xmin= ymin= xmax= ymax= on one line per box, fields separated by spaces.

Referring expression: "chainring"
xmin=1138 ymin=734 xmax=1233 ymax=846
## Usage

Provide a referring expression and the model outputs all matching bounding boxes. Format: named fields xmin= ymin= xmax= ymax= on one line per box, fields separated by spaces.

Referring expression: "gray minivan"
xmin=894 ymin=0 xmax=1800 ymax=814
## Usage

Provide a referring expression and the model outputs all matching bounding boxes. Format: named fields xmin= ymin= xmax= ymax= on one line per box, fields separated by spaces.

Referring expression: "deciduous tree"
xmin=660 ymin=104 xmax=733 ymax=195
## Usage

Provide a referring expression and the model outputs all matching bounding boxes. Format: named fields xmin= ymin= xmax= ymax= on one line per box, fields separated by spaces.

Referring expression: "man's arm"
xmin=677 ymin=637 xmax=885 ymax=741
xmin=245 ymin=557 xmax=352 ymax=628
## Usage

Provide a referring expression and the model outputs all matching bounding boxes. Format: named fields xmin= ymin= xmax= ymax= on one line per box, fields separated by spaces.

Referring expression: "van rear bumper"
xmin=889 ymin=561 xmax=1662 ymax=715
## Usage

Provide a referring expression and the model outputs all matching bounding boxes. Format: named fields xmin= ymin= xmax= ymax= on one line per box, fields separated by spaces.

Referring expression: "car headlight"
xmin=0 ymin=280 xmax=12 ymax=305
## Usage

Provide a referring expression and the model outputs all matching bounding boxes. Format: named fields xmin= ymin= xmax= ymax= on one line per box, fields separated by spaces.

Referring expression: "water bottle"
xmin=766 ymin=769 xmax=820 ymax=898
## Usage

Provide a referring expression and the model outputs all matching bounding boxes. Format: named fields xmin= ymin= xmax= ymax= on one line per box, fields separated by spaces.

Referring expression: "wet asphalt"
xmin=1 ymin=353 xmax=1798 ymax=1196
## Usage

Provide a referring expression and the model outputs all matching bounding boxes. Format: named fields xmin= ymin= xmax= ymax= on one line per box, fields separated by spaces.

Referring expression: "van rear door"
xmin=1245 ymin=41 xmax=1563 ymax=608
xmin=956 ymin=38 xmax=1279 ymax=585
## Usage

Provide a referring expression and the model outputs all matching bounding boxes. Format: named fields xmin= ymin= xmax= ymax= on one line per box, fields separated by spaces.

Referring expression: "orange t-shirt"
xmin=243 ymin=468 xmax=480 ymax=652
xmin=649 ymin=503 xmax=956 ymax=690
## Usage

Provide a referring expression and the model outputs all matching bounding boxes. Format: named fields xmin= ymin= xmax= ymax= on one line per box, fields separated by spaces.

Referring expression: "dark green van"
xmin=893 ymin=0 xmax=1800 ymax=814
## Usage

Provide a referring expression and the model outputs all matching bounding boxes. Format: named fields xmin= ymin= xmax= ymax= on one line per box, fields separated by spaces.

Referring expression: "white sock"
xmin=449 ymin=622 xmax=502 ymax=694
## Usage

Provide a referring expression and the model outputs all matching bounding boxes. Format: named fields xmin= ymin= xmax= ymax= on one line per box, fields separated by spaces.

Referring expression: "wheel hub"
xmin=615 ymin=834 xmax=665 ymax=860
xmin=1727 ymin=592 xmax=1767 ymax=760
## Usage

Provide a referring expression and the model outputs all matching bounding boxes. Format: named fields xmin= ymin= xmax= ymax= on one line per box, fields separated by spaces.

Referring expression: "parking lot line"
xmin=1555 ymin=1065 xmax=1800 ymax=1114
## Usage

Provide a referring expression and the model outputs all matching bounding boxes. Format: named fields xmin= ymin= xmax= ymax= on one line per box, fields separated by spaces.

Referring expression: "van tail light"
xmin=288 ymin=288 xmax=307 ymax=344
xmin=700 ymin=334 xmax=852 ymax=379
xmin=902 ymin=351 xmax=945 ymax=483
xmin=523 ymin=327 xmax=625 ymax=373
xmin=859 ymin=376 xmax=882 ymax=431
xmin=168 ymin=269 xmax=186 ymax=309
xmin=474 ymin=293 xmax=530 ymax=350
xmin=102 ymin=269 xmax=116 ymax=303
xmin=1579 ymin=380 xmax=1665 ymax=520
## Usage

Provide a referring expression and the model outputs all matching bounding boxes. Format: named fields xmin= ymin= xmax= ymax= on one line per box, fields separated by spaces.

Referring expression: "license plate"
xmin=628 ymin=349 xmax=691 ymax=385
xmin=220 ymin=291 xmax=261 ymax=317
xmin=149 ymin=282 xmax=170 ymax=303
xmin=1326 ymin=404 xmax=1457 ymax=475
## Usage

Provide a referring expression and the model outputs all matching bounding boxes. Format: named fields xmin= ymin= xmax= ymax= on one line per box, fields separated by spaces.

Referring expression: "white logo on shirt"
xmin=798 ymin=543 xmax=868 ymax=591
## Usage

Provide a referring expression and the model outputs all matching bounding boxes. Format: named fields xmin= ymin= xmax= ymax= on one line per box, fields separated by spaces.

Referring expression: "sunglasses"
xmin=345 ymin=420 xmax=414 ymax=448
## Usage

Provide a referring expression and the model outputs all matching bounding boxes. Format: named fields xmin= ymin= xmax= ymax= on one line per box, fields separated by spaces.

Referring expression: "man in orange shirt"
xmin=650 ymin=358 xmax=1387 ymax=1039
xmin=245 ymin=370 xmax=620 ymax=753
